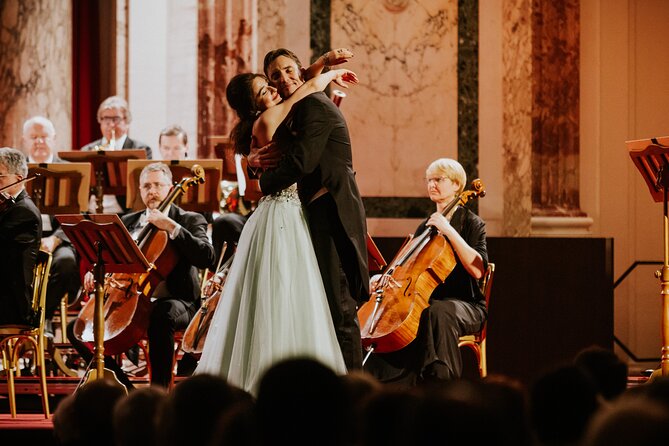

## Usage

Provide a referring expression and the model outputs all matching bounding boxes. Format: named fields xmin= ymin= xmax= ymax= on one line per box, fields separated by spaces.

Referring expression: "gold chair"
xmin=458 ymin=262 xmax=495 ymax=378
xmin=0 ymin=250 xmax=52 ymax=418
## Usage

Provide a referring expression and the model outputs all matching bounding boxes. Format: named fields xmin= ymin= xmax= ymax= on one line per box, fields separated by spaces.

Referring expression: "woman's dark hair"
xmin=226 ymin=73 xmax=266 ymax=156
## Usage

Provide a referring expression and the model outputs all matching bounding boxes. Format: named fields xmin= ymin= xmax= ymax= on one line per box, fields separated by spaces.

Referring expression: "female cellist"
xmin=365 ymin=158 xmax=488 ymax=386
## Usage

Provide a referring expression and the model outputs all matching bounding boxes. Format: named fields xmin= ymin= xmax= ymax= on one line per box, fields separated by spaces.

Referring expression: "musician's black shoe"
xmin=125 ymin=345 xmax=141 ymax=366
xmin=176 ymin=353 xmax=198 ymax=377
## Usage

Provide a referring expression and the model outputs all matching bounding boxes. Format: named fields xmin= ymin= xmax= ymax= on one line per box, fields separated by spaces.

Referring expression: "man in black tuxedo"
xmin=250 ymin=48 xmax=369 ymax=370
xmin=67 ymin=162 xmax=215 ymax=388
xmin=81 ymin=96 xmax=152 ymax=213
xmin=0 ymin=148 xmax=42 ymax=325
xmin=22 ymin=116 xmax=81 ymax=338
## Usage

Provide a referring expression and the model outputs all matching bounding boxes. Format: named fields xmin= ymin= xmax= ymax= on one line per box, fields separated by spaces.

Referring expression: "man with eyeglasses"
xmin=81 ymin=96 xmax=152 ymax=213
xmin=67 ymin=162 xmax=215 ymax=389
xmin=0 ymin=147 xmax=42 ymax=326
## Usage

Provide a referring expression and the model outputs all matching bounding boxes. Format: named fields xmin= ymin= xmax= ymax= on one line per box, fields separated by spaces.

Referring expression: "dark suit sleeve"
xmin=172 ymin=212 xmax=215 ymax=270
xmin=259 ymin=94 xmax=335 ymax=195
xmin=0 ymin=205 xmax=41 ymax=247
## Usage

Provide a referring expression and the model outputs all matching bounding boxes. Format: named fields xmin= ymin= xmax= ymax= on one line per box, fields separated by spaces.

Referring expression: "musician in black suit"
xmin=250 ymin=48 xmax=369 ymax=370
xmin=22 ymin=116 xmax=81 ymax=338
xmin=0 ymin=148 xmax=42 ymax=325
xmin=67 ymin=162 xmax=215 ymax=388
xmin=81 ymin=96 xmax=152 ymax=213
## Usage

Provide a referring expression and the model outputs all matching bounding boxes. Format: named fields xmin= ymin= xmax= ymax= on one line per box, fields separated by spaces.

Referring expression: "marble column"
xmin=197 ymin=0 xmax=254 ymax=159
xmin=0 ymin=0 xmax=72 ymax=151
xmin=502 ymin=0 xmax=587 ymax=236
xmin=502 ymin=0 xmax=533 ymax=236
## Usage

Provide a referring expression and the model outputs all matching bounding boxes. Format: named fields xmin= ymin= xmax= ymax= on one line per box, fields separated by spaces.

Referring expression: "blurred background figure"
xmin=81 ymin=96 xmax=152 ymax=213
xmin=21 ymin=116 xmax=81 ymax=339
xmin=158 ymin=124 xmax=189 ymax=161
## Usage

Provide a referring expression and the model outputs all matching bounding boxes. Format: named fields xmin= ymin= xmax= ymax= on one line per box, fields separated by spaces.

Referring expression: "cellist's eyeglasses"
xmin=140 ymin=182 xmax=170 ymax=192
xmin=424 ymin=176 xmax=449 ymax=185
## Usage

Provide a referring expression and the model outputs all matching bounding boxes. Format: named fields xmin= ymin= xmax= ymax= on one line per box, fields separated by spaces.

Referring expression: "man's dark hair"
xmin=263 ymin=48 xmax=303 ymax=78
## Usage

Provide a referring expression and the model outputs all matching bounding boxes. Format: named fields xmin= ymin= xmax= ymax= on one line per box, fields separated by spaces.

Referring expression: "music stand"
xmin=367 ymin=234 xmax=387 ymax=273
xmin=27 ymin=163 xmax=90 ymax=214
xmin=628 ymin=135 xmax=669 ymax=376
xmin=59 ymin=150 xmax=147 ymax=213
xmin=126 ymin=159 xmax=222 ymax=212
xmin=209 ymin=135 xmax=238 ymax=181
xmin=56 ymin=214 xmax=150 ymax=388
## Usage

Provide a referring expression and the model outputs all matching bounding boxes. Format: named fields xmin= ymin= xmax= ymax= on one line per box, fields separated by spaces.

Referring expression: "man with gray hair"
xmin=22 ymin=116 xmax=62 ymax=163
xmin=21 ymin=116 xmax=81 ymax=338
xmin=81 ymin=96 xmax=152 ymax=213
xmin=0 ymin=147 xmax=41 ymax=325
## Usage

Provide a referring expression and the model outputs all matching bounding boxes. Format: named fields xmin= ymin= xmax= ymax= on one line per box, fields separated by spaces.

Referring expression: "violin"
xmin=72 ymin=165 xmax=205 ymax=355
xmin=0 ymin=174 xmax=39 ymax=213
xmin=358 ymin=179 xmax=486 ymax=354
xmin=181 ymin=251 xmax=235 ymax=354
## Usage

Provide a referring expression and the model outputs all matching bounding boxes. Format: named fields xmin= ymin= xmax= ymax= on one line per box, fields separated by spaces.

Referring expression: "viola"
xmin=181 ymin=252 xmax=235 ymax=354
xmin=358 ymin=179 xmax=486 ymax=354
xmin=72 ymin=165 xmax=205 ymax=355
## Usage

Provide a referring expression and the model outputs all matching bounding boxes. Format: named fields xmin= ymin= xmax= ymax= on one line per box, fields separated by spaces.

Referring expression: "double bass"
xmin=358 ymin=179 xmax=485 ymax=354
xmin=72 ymin=165 xmax=205 ymax=355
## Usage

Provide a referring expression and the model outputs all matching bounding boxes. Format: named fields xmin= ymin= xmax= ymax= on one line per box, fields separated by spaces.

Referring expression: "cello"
xmin=181 ymin=251 xmax=234 ymax=354
xmin=358 ymin=179 xmax=485 ymax=354
xmin=72 ymin=165 xmax=205 ymax=355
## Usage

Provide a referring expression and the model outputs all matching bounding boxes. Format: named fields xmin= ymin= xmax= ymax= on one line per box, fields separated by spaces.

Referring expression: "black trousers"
xmin=306 ymin=194 xmax=363 ymax=371
xmin=67 ymin=298 xmax=197 ymax=389
xmin=45 ymin=244 xmax=80 ymax=319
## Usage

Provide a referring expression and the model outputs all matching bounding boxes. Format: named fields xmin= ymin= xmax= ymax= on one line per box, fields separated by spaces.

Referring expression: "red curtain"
xmin=72 ymin=0 xmax=101 ymax=150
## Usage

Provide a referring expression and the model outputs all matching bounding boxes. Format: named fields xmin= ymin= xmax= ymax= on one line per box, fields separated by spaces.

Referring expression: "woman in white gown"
xmin=195 ymin=51 xmax=358 ymax=394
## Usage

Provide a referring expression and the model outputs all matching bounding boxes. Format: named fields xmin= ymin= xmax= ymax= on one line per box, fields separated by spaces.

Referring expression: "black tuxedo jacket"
xmin=259 ymin=91 xmax=369 ymax=300
xmin=0 ymin=190 xmax=42 ymax=324
xmin=121 ymin=205 xmax=214 ymax=303
xmin=81 ymin=136 xmax=153 ymax=160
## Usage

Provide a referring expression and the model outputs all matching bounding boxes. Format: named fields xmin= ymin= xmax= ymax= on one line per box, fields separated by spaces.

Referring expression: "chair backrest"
xmin=479 ymin=262 xmax=495 ymax=340
xmin=32 ymin=250 xmax=53 ymax=327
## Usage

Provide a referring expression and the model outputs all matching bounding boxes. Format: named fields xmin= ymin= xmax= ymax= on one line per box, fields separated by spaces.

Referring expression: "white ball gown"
xmin=195 ymin=184 xmax=347 ymax=394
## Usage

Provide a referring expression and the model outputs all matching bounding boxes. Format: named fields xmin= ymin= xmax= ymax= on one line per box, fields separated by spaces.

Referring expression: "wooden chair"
xmin=458 ymin=262 xmax=495 ymax=378
xmin=0 ymin=250 xmax=52 ymax=418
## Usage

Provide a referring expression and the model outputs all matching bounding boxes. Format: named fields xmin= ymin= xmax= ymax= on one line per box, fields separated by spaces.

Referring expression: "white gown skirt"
xmin=195 ymin=185 xmax=347 ymax=394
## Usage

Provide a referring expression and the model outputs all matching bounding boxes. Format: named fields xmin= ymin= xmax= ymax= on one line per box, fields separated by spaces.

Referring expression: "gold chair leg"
xmin=60 ymin=293 xmax=68 ymax=344
xmin=37 ymin=334 xmax=50 ymax=417
xmin=3 ymin=342 xmax=18 ymax=418
xmin=479 ymin=339 xmax=487 ymax=378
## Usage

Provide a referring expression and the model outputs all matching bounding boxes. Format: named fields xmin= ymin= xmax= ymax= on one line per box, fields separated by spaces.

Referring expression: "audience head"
xmin=530 ymin=365 xmax=599 ymax=445
xmin=113 ymin=386 xmax=168 ymax=446
xmin=21 ymin=116 xmax=56 ymax=163
xmin=52 ymin=379 xmax=126 ymax=446
xmin=139 ymin=162 xmax=173 ymax=210
xmin=0 ymin=147 xmax=28 ymax=196
xmin=97 ymin=95 xmax=131 ymax=141
xmin=582 ymin=396 xmax=669 ymax=446
xmin=158 ymin=124 xmax=188 ymax=160
xmin=158 ymin=374 xmax=244 ymax=446
xmin=263 ymin=48 xmax=305 ymax=99
xmin=574 ymin=345 xmax=628 ymax=401
xmin=256 ymin=357 xmax=350 ymax=446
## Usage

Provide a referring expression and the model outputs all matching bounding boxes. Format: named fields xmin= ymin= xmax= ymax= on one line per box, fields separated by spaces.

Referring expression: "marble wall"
xmin=331 ymin=0 xmax=459 ymax=200
xmin=0 ymin=0 xmax=72 ymax=152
